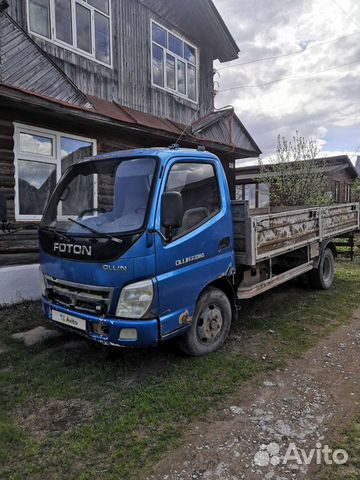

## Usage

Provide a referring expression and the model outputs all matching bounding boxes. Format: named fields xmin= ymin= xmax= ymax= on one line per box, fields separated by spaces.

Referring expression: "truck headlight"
xmin=116 ymin=279 xmax=153 ymax=319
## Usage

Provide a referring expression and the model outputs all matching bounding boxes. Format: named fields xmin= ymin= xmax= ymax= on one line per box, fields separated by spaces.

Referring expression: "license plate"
xmin=51 ymin=310 xmax=86 ymax=331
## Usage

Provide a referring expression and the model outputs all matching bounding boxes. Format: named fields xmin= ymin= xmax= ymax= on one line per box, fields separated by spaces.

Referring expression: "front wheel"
xmin=177 ymin=287 xmax=232 ymax=356
xmin=308 ymin=247 xmax=335 ymax=290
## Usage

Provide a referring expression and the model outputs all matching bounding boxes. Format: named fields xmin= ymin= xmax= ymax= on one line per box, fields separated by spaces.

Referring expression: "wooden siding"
xmin=0 ymin=115 xmax=40 ymax=266
xmin=7 ymin=0 xmax=214 ymax=125
xmin=231 ymin=121 xmax=257 ymax=152
xmin=0 ymin=12 xmax=90 ymax=107
xmin=327 ymin=168 xmax=356 ymax=204
xmin=196 ymin=114 xmax=256 ymax=152
xmin=0 ymin=117 xmax=15 ymax=222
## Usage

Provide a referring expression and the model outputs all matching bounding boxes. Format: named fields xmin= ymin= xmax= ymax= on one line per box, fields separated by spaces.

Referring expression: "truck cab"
xmin=39 ymin=147 xmax=236 ymax=355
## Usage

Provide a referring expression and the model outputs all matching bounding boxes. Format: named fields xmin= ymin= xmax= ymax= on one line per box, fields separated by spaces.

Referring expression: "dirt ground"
xmin=148 ymin=310 xmax=360 ymax=480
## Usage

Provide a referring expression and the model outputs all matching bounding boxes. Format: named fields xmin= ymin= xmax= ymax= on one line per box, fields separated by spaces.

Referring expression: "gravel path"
xmin=149 ymin=310 xmax=360 ymax=480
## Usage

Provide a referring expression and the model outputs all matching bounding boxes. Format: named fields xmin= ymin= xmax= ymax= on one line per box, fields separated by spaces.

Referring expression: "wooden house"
xmin=0 ymin=0 xmax=261 ymax=302
xmin=235 ymin=155 xmax=359 ymax=211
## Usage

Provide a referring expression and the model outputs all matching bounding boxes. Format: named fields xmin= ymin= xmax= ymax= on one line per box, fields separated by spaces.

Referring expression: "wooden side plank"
xmin=233 ymin=201 xmax=360 ymax=265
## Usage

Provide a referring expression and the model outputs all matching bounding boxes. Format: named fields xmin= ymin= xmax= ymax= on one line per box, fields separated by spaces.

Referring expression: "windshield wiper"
xmin=41 ymin=226 xmax=73 ymax=242
xmin=67 ymin=218 xmax=123 ymax=244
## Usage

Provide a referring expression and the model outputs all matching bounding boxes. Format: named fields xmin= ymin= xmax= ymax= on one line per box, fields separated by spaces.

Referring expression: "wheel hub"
xmin=197 ymin=305 xmax=223 ymax=344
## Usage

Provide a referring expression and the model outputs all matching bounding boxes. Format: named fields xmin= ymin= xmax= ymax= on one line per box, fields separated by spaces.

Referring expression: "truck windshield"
xmin=41 ymin=157 xmax=157 ymax=235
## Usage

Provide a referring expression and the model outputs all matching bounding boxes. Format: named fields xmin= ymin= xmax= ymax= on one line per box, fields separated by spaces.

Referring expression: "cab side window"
xmin=164 ymin=162 xmax=221 ymax=237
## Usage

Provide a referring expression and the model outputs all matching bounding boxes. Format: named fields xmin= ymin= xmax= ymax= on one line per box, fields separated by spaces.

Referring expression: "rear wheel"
xmin=309 ymin=248 xmax=335 ymax=290
xmin=177 ymin=287 xmax=232 ymax=356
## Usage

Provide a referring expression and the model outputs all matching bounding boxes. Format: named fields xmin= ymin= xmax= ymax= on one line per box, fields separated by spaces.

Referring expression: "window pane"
xmin=165 ymin=163 xmax=220 ymax=236
xmin=29 ymin=0 xmax=50 ymax=38
xmin=19 ymin=132 xmax=53 ymax=156
xmin=152 ymin=44 xmax=164 ymax=87
xmin=169 ymin=33 xmax=183 ymax=56
xmin=88 ymin=0 xmax=109 ymax=14
xmin=244 ymin=184 xmax=256 ymax=209
xmin=184 ymin=43 xmax=196 ymax=64
xmin=346 ymin=185 xmax=351 ymax=202
xmin=61 ymin=175 xmax=94 ymax=217
xmin=60 ymin=137 xmax=94 ymax=216
xmin=166 ymin=54 xmax=176 ymax=90
xmin=348 ymin=185 xmax=351 ymax=202
xmin=18 ymin=159 xmax=56 ymax=215
xmin=258 ymin=183 xmax=270 ymax=208
xmin=187 ymin=64 xmax=196 ymax=101
xmin=236 ymin=184 xmax=243 ymax=201
xmin=177 ymin=60 xmax=186 ymax=95
xmin=55 ymin=0 xmax=73 ymax=44
xmin=76 ymin=3 xmax=92 ymax=53
xmin=94 ymin=12 xmax=110 ymax=63
xmin=60 ymin=137 xmax=93 ymax=172
xmin=43 ymin=158 xmax=156 ymax=234
xmin=152 ymin=23 xmax=167 ymax=47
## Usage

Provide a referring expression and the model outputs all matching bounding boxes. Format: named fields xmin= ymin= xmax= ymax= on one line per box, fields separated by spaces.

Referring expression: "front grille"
xmin=44 ymin=276 xmax=114 ymax=314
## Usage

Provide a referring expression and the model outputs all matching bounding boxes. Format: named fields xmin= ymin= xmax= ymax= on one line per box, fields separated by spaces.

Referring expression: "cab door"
xmin=154 ymin=158 xmax=234 ymax=338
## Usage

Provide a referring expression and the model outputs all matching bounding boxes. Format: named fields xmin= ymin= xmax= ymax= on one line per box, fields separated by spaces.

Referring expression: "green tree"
xmin=260 ymin=132 xmax=333 ymax=207
xmin=351 ymin=176 xmax=360 ymax=202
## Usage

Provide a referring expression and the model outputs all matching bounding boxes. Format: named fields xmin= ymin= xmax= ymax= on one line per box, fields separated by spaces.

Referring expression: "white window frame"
xmin=150 ymin=19 xmax=199 ymax=104
xmin=26 ymin=0 xmax=113 ymax=68
xmin=14 ymin=123 xmax=97 ymax=221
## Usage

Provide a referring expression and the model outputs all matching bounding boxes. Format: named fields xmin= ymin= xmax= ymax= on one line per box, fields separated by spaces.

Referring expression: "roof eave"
xmin=0 ymin=85 xmax=255 ymax=160
xmin=207 ymin=0 xmax=239 ymax=62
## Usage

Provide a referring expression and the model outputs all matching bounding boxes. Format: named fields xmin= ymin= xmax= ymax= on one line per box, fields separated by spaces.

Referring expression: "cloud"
xmin=20 ymin=133 xmax=53 ymax=156
xmin=213 ymin=0 xmax=360 ymax=159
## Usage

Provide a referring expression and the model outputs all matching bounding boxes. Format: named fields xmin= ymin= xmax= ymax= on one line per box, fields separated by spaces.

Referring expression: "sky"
xmin=212 ymin=0 xmax=360 ymax=165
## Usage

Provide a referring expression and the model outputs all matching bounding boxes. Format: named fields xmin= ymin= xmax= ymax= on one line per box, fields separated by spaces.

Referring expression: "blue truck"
xmin=35 ymin=147 xmax=359 ymax=355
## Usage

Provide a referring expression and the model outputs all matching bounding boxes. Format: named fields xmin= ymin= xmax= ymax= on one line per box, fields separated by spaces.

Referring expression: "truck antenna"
xmin=174 ymin=102 xmax=204 ymax=147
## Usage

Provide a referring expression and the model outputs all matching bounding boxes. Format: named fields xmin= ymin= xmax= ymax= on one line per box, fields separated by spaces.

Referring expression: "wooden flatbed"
xmin=232 ymin=201 xmax=360 ymax=299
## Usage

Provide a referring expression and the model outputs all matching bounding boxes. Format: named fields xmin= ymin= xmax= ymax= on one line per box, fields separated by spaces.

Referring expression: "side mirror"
xmin=161 ymin=191 xmax=183 ymax=229
xmin=0 ymin=194 xmax=7 ymax=223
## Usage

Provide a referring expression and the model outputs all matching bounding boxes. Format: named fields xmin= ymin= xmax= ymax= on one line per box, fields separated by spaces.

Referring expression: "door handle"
xmin=218 ymin=236 xmax=230 ymax=251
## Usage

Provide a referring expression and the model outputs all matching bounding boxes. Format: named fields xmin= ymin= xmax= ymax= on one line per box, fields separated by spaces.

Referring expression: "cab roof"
xmin=79 ymin=147 xmax=220 ymax=165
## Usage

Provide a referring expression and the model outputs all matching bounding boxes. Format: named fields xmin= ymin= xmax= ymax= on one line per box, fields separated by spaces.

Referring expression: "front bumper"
xmin=42 ymin=298 xmax=159 ymax=347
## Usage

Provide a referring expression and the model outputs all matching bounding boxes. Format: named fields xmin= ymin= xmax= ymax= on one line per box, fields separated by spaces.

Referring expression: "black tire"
xmin=309 ymin=248 xmax=335 ymax=290
xmin=177 ymin=287 xmax=232 ymax=356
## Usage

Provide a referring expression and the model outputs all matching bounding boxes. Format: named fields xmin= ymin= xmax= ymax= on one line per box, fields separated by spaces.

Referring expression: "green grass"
xmin=0 ymin=260 xmax=359 ymax=479
xmin=313 ymin=418 xmax=360 ymax=480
